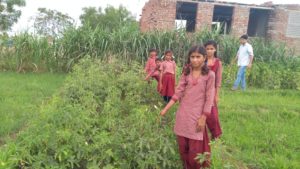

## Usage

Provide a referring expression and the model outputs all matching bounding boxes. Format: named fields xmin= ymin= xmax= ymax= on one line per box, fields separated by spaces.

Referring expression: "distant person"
xmin=205 ymin=40 xmax=222 ymax=140
xmin=159 ymin=50 xmax=176 ymax=103
xmin=160 ymin=45 xmax=215 ymax=168
xmin=232 ymin=34 xmax=254 ymax=91
xmin=145 ymin=58 xmax=162 ymax=92
xmin=144 ymin=48 xmax=158 ymax=76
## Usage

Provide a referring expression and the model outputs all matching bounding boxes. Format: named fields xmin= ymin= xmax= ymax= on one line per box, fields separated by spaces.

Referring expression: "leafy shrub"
xmin=0 ymin=58 xmax=180 ymax=169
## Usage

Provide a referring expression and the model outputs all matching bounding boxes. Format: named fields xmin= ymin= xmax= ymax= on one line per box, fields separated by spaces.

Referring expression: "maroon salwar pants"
xmin=176 ymin=128 xmax=211 ymax=169
xmin=206 ymin=102 xmax=222 ymax=139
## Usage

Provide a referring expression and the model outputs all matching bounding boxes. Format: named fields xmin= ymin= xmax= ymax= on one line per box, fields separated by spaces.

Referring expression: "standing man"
xmin=232 ymin=34 xmax=254 ymax=91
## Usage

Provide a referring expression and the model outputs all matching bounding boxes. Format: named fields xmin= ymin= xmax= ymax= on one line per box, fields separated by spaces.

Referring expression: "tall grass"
xmin=0 ymin=33 xmax=55 ymax=72
xmin=1 ymin=25 xmax=298 ymax=73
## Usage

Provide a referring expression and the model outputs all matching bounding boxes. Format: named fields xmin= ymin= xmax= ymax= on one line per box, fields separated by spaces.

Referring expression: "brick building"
xmin=140 ymin=0 xmax=300 ymax=54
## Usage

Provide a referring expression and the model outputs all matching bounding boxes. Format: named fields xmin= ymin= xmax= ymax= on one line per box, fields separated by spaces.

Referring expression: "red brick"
xmin=140 ymin=0 xmax=300 ymax=54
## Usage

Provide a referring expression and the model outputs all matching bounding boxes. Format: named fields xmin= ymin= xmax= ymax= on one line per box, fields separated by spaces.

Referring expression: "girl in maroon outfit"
xmin=160 ymin=46 xmax=215 ymax=169
xmin=159 ymin=50 xmax=176 ymax=103
xmin=205 ymin=40 xmax=223 ymax=140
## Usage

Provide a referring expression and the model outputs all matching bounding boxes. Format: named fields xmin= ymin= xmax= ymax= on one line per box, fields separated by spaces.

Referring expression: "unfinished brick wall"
xmin=141 ymin=0 xmax=252 ymax=36
xmin=195 ymin=2 xmax=214 ymax=32
xmin=267 ymin=5 xmax=300 ymax=54
xmin=140 ymin=0 xmax=176 ymax=32
xmin=140 ymin=0 xmax=300 ymax=55
xmin=267 ymin=7 xmax=289 ymax=41
xmin=231 ymin=6 xmax=250 ymax=36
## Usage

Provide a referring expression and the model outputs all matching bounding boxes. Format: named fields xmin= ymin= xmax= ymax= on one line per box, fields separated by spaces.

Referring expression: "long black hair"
xmin=183 ymin=45 xmax=209 ymax=76
xmin=204 ymin=40 xmax=218 ymax=58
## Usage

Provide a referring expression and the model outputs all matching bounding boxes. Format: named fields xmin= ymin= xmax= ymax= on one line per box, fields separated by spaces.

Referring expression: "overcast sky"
xmin=11 ymin=0 xmax=300 ymax=34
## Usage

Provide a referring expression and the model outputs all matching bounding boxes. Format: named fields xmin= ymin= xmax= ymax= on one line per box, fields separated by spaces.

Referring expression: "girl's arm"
xmin=160 ymin=74 xmax=187 ymax=116
xmin=174 ymin=62 xmax=176 ymax=81
xmin=203 ymin=72 xmax=215 ymax=117
xmin=160 ymin=100 xmax=175 ymax=116
xmin=144 ymin=73 xmax=151 ymax=81
xmin=215 ymin=61 xmax=223 ymax=103
xmin=145 ymin=68 xmax=156 ymax=81
xmin=170 ymin=74 xmax=187 ymax=102
xmin=198 ymin=72 xmax=215 ymax=131
xmin=159 ymin=63 xmax=164 ymax=91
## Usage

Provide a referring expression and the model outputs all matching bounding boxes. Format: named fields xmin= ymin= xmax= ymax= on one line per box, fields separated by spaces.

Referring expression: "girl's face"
xmin=149 ymin=51 xmax=157 ymax=58
xmin=165 ymin=53 xmax=172 ymax=61
xmin=205 ymin=44 xmax=216 ymax=58
xmin=155 ymin=60 xmax=161 ymax=66
xmin=190 ymin=52 xmax=206 ymax=69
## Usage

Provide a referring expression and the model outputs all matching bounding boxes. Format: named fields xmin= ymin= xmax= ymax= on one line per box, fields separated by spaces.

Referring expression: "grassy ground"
xmin=0 ymin=71 xmax=299 ymax=168
xmin=214 ymin=89 xmax=300 ymax=168
xmin=0 ymin=72 xmax=66 ymax=144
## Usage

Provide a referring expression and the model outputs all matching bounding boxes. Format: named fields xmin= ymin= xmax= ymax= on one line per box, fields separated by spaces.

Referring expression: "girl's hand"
xmin=197 ymin=115 xmax=207 ymax=132
xmin=159 ymin=100 xmax=175 ymax=118
xmin=159 ymin=83 xmax=163 ymax=92
xmin=160 ymin=109 xmax=167 ymax=116
xmin=215 ymin=94 xmax=219 ymax=104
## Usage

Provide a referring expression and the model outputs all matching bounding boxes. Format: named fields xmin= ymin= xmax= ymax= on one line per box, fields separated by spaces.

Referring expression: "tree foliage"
xmin=32 ymin=8 xmax=74 ymax=37
xmin=79 ymin=5 xmax=137 ymax=31
xmin=0 ymin=0 xmax=26 ymax=31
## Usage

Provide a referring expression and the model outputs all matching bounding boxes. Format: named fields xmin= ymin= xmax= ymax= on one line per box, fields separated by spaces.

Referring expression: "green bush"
xmin=1 ymin=59 xmax=299 ymax=168
xmin=222 ymin=60 xmax=300 ymax=90
xmin=0 ymin=59 xmax=181 ymax=169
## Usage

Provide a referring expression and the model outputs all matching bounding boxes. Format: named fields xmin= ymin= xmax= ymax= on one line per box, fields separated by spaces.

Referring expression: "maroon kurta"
xmin=172 ymin=71 xmax=215 ymax=140
xmin=209 ymin=58 xmax=222 ymax=88
xmin=144 ymin=56 xmax=157 ymax=75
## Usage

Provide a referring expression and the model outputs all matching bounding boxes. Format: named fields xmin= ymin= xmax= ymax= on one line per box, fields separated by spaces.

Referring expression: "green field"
xmin=1 ymin=4 xmax=300 ymax=168
xmin=0 ymin=72 xmax=66 ymax=144
xmin=215 ymin=89 xmax=300 ymax=168
xmin=0 ymin=64 xmax=299 ymax=168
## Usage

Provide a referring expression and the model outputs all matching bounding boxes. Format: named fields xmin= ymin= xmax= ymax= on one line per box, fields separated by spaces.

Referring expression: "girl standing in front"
xmin=159 ymin=50 xmax=176 ymax=103
xmin=160 ymin=46 xmax=215 ymax=168
xmin=205 ymin=40 xmax=223 ymax=140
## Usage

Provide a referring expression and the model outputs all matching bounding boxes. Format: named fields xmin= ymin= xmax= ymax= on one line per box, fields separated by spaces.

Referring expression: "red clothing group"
xmin=144 ymin=55 xmax=223 ymax=169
